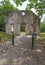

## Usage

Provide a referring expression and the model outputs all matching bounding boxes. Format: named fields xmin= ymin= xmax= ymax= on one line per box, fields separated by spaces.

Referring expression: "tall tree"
xmin=0 ymin=0 xmax=18 ymax=24
xmin=0 ymin=0 xmax=18 ymax=16
xmin=40 ymin=21 xmax=45 ymax=32
xmin=13 ymin=0 xmax=45 ymax=17
xmin=0 ymin=0 xmax=18 ymax=31
xmin=0 ymin=0 xmax=45 ymax=16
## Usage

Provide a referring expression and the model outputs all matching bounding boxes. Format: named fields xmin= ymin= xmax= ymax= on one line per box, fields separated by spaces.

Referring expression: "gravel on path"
xmin=0 ymin=35 xmax=45 ymax=65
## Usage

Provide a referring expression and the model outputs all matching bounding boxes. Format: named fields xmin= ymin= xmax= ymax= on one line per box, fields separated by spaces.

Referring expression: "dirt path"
xmin=0 ymin=35 xmax=45 ymax=65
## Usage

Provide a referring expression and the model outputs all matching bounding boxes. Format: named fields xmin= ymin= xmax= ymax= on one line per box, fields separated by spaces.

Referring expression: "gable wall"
xmin=5 ymin=10 xmax=40 ymax=35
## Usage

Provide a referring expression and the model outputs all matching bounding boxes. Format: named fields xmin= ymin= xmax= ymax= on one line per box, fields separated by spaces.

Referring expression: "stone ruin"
xmin=5 ymin=10 xmax=40 ymax=35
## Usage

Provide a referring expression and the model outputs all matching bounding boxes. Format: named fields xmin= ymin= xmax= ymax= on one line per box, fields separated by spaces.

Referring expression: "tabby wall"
xmin=5 ymin=10 xmax=40 ymax=35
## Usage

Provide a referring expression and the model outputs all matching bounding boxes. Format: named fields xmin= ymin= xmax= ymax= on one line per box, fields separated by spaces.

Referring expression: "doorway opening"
xmin=20 ymin=22 xmax=26 ymax=35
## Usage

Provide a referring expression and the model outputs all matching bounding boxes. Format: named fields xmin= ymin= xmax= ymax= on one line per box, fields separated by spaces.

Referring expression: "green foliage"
xmin=0 ymin=0 xmax=18 ymax=31
xmin=26 ymin=2 xmax=34 ymax=10
xmin=0 ymin=0 xmax=18 ymax=24
xmin=3 ymin=3 xmax=18 ymax=16
xmin=29 ymin=0 xmax=38 ymax=3
xmin=0 ymin=6 xmax=3 ymax=15
xmin=20 ymin=26 xmax=25 ymax=32
xmin=0 ymin=15 xmax=5 ymax=24
xmin=13 ymin=0 xmax=26 ymax=6
xmin=40 ymin=22 xmax=45 ymax=32
xmin=0 ymin=0 xmax=45 ymax=25
xmin=40 ymin=33 xmax=45 ymax=38
xmin=13 ymin=0 xmax=45 ymax=16
xmin=26 ymin=0 xmax=45 ymax=16
xmin=0 ymin=0 xmax=45 ymax=16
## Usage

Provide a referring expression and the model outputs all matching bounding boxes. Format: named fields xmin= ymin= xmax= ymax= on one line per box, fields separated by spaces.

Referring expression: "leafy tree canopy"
xmin=0 ymin=0 xmax=18 ymax=24
xmin=0 ymin=0 xmax=45 ymax=16
xmin=40 ymin=21 xmax=45 ymax=32
xmin=13 ymin=0 xmax=45 ymax=17
xmin=0 ymin=15 xmax=5 ymax=24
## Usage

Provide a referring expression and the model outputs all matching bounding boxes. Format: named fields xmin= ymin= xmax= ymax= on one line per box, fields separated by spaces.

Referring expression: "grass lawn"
xmin=40 ymin=33 xmax=45 ymax=38
xmin=0 ymin=31 xmax=11 ymax=43
xmin=20 ymin=32 xmax=25 ymax=35
xmin=0 ymin=31 xmax=45 ymax=43
xmin=0 ymin=31 xmax=20 ymax=43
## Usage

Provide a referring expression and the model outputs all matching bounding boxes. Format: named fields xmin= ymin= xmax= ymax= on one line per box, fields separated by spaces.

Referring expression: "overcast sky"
xmin=10 ymin=0 xmax=45 ymax=22
xmin=10 ymin=0 xmax=29 ymax=10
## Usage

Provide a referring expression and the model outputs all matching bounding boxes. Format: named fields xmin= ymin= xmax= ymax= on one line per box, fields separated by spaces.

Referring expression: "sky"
xmin=9 ymin=0 xmax=37 ymax=15
xmin=0 ymin=0 xmax=37 ymax=15
xmin=10 ymin=0 xmax=29 ymax=10
xmin=0 ymin=0 xmax=45 ymax=22
xmin=10 ymin=0 xmax=45 ymax=22
xmin=41 ymin=14 xmax=45 ymax=22
xmin=9 ymin=0 xmax=45 ymax=22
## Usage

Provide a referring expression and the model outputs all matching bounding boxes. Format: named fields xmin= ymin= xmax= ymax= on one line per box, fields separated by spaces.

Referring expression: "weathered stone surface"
xmin=5 ymin=10 xmax=40 ymax=35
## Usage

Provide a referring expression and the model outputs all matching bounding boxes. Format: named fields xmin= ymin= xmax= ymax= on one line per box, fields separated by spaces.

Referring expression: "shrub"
xmin=20 ymin=25 xmax=25 ymax=32
xmin=40 ymin=22 xmax=45 ymax=32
